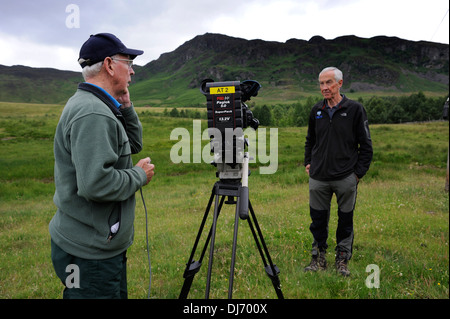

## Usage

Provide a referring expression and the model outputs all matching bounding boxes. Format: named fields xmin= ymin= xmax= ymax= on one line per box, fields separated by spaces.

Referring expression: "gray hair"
xmin=81 ymin=54 xmax=121 ymax=81
xmin=81 ymin=61 xmax=103 ymax=81
xmin=319 ymin=67 xmax=343 ymax=82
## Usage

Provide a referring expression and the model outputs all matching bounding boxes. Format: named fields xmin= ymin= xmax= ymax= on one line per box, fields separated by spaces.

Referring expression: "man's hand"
xmin=305 ymin=164 xmax=310 ymax=176
xmin=136 ymin=157 xmax=155 ymax=185
xmin=117 ymin=88 xmax=132 ymax=109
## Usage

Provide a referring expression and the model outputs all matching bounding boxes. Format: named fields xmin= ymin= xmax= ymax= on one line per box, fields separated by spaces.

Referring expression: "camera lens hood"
xmin=200 ymin=79 xmax=215 ymax=95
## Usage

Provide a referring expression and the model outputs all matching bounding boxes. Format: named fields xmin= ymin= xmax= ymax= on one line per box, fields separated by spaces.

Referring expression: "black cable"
xmin=140 ymin=187 xmax=151 ymax=299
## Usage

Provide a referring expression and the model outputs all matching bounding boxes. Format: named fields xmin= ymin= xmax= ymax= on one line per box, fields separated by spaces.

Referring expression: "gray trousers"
xmin=308 ymin=173 xmax=358 ymax=260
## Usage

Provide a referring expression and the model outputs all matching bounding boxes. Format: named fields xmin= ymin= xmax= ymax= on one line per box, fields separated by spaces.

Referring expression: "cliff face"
xmin=1 ymin=33 xmax=448 ymax=104
xmin=136 ymin=33 xmax=449 ymax=92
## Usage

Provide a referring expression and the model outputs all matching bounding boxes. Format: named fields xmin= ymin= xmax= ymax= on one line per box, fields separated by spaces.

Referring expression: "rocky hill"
xmin=0 ymin=33 xmax=448 ymax=105
xmin=135 ymin=33 xmax=448 ymax=91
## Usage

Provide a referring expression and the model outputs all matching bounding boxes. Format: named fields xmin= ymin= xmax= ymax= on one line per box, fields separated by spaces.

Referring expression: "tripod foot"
xmin=264 ymin=264 xmax=280 ymax=278
xmin=264 ymin=264 xmax=284 ymax=299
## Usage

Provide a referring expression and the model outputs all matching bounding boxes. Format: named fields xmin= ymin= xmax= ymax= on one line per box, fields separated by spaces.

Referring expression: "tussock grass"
xmin=0 ymin=102 xmax=448 ymax=299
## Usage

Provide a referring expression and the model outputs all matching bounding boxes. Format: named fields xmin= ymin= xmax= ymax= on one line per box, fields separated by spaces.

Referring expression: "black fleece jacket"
xmin=304 ymin=96 xmax=373 ymax=181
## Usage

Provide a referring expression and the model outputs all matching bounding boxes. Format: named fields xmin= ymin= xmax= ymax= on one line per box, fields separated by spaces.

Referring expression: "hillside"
xmin=0 ymin=33 xmax=448 ymax=105
xmin=131 ymin=33 xmax=449 ymax=106
xmin=0 ymin=65 xmax=82 ymax=104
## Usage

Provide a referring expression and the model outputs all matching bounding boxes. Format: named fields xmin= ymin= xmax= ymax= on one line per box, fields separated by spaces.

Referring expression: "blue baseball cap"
xmin=78 ymin=33 xmax=144 ymax=68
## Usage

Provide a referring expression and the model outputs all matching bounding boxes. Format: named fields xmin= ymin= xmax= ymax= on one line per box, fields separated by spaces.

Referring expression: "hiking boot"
xmin=335 ymin=252 xmax=350 ymax=276
xmin=304 ymin=251 xmax=327 ymax=272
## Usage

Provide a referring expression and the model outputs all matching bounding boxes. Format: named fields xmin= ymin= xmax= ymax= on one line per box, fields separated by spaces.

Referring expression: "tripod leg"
xmin=228 ymin=197 xmax=241 ymax=299
xmin=180 ymin=194 xmax=226 ymax=299
xmin=179 ymin=189 xmax=215 ymax=299
xmin=247 ymin=200 xmax=284 ymax=299
xmin=205 ymin=193 xmax=221 ymax=299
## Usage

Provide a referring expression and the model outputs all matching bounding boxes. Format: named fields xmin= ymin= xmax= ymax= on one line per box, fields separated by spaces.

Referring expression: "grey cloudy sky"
xmin=0 ymin=0 xmax=448 ymax=71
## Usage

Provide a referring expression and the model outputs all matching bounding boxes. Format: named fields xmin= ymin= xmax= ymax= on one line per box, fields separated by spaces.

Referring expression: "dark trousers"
xmin=308 ymin=174 xmax=358 ymax=259
xmin=51 ymin=239 xmax=128 ymax=299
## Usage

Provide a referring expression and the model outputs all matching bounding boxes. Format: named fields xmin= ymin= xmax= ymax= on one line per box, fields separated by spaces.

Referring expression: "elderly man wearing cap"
xmin=49 ymin=33 xmax=155 ymax=299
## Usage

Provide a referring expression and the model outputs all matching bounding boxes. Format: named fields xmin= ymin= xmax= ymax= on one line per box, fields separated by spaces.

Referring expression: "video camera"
xmin=200 ymin=79 xmax=260 ymax=180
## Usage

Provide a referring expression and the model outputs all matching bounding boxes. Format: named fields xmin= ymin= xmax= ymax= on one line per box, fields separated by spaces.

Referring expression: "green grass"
xmin=0 ymin=102 xmax=448 ymax=299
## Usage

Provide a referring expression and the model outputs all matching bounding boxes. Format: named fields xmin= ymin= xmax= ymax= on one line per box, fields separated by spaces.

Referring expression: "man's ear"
xmin=103 ymin=57 xmax=115 ymax=77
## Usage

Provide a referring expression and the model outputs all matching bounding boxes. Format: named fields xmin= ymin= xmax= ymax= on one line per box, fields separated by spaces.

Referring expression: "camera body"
xmin=201 ymin=79 xmax=260 ymax=180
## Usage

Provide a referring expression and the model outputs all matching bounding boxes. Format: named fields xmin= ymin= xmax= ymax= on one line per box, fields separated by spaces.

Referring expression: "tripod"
xmin=179 ymin=178 xmax=284 ymax=299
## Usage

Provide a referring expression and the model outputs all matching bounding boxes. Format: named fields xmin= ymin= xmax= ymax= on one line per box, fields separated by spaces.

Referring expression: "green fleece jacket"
xmin=49 ymin=84 xmax=148 ymax=259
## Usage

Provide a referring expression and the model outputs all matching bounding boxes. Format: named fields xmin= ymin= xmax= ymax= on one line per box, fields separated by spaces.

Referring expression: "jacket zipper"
xmin=107 ymin=202 xmax=122 ymax=242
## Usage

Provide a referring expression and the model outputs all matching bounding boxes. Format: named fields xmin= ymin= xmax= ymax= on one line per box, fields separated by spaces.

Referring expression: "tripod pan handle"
xmin=239 ymin=186 xmax=249 ymax=220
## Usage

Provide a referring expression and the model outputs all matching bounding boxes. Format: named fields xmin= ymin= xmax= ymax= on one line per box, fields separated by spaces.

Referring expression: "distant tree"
xmin=293 ymin=102 xmax=310 ymax=127
xmin=253 ymin=104 xmax=272 ymax=126
xmin=366 ymin=96 xmax=387 ymax=124
xmin=272 ymin=105 xmax=284 ymax=126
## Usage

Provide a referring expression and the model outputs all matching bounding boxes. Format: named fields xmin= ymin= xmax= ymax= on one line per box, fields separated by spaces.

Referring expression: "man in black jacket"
xmin=304 ymin=67 xmax=373 ymax=276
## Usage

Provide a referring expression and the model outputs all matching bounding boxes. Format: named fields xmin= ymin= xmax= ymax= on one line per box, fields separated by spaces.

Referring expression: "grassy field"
xmin=0 ymin=101 xmax=448 ymax=299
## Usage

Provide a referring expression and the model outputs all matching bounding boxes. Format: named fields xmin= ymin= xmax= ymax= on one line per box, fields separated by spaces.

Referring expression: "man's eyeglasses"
xmin=111 ymin=57 xmax=134 ymax=68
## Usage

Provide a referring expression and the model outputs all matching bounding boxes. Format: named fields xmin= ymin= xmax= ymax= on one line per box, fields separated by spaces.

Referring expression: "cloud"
xmin=0 ymin=32 xmax=78 ymax=71
xmin=0 ymin=0 xmax=448 ymax=71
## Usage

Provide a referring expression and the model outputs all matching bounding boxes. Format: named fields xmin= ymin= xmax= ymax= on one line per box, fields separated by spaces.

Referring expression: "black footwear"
xmin=304 ymin=251 xmax=327 ymax=272
xmin=335 ymin=252 xmax=350 ymax=276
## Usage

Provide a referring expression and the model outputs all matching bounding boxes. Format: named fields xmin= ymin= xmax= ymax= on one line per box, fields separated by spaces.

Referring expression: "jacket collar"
xmin=78 ymin=82 xmax=126 ymax=129
xmin=322 ymin=94 xmax=348 ymax=110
